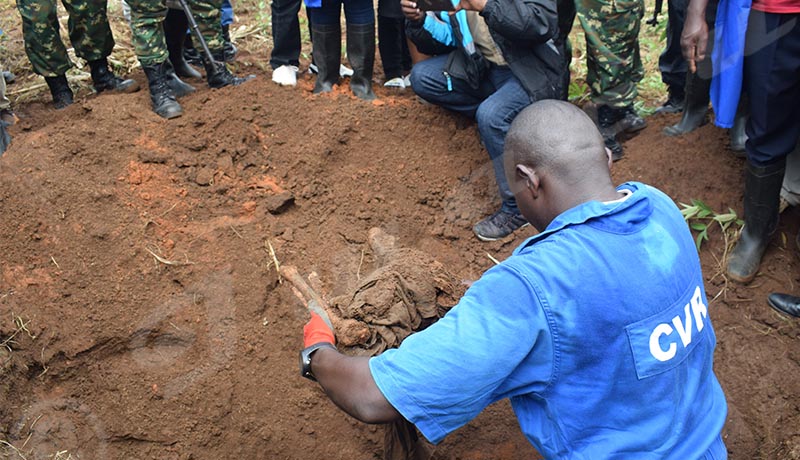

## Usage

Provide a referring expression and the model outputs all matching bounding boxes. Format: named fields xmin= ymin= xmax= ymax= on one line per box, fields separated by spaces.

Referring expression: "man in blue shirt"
xmin=299 ymin=100 xmax=728 ymax=459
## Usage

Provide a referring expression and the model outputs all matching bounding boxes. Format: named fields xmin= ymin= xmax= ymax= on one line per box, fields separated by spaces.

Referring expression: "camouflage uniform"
xmin=127 ymin=0 xmax=224 ymax=66
xmin=17 ymin=0 xmax=115 ymax=77
xmin=574 ymin=0 xmax=645 ymax=108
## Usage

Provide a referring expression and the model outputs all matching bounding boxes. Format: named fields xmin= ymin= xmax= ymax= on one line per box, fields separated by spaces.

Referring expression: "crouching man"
xmin=401 ymin=0 xmax=567 ymax=241
xmin=298 ymin=100 xmax=728 ymax=459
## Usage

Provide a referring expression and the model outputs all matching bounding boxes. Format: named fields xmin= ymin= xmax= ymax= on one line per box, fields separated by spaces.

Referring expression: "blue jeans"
xmin=410 ymin=54 xmax=532 ymax=214
xmin=307 ymin=0 xmax=374 ymax=26
xmin=221 ymin=0 xmax=233 ymax=26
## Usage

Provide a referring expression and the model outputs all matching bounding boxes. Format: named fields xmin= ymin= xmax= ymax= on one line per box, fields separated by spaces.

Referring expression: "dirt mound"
xmin=0 ymin=68 xmax=799 ymax=460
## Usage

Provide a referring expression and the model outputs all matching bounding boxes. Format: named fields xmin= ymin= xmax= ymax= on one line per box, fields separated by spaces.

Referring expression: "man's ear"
xmin=605 ymin=146 xmax=613 ymax=170
xmin=516 ymin=164 xmax=540 ymax=198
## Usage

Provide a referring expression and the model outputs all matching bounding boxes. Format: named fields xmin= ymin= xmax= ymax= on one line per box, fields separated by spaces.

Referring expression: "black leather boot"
xmin=204 ymin=59 xmax=255 ymax=89
xmin=346 ymin=22 xmax=376 ymax=101
xmin=597 ymin=105 xmax=624 ymax=161
xmin=767 ymin=293 xmax=800 ymax=317
xmin=142 ymin=61 xmax=183 ymax=119
xmin=726 ymin=159 xmax=786 ymax=283
xmin=165 ymin=9 xmax=202 ymax=79
xmin=89 ymin=57 xmax=139 ymax=93
xmin=655 ymin=85 xmax=685 ymax=114
xmin=664 ymin=70 xmax=710 ymax=136
xmin=729 ymin=99 xmax=748 ymax=154
xmin=311 ymin=23 xmax=342 ymax=94
xmin=44 ymin=75 xmax=74 ymax=109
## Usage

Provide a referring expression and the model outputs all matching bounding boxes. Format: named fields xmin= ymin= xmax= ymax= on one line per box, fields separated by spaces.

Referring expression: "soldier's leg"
xmin=61 ymin=0 xmax=114 ymax=61
xmin=576 ymin=0 xmax=645 ymax=159
xmin=576 ymin=0 xmax=643 ymax=109
xmin=188 ymin=0 xmax=254 ymax=87
xmin=17 ymin=0 xmax=72 ymax=77
xmin=129 ymin=0 xmax=183 ymax=118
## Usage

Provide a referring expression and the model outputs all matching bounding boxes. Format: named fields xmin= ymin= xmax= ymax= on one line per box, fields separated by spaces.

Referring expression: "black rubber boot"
xmin=142 ymin=62 xmax=183 ymax=119
xmin=311 ymin=23 xmax=342 ymax=94
xmin=165 ymin=9 xmax=202 ymax=79
xmin=164 ymin=61 xmax=196 ymax=98
xmin=664 ymin=70 xmax=710 ymax=136
xmin=597 ymin=105 xmax=624 ymax=161
xmin=44 ymin=75 xmax=74 ymax=109
xmin=726 ymin=159 xmax=786 ymax=283
xmin=729 ymin=99 xmax=748 ymax=155
xmin=204 ymin=59 xmax=255 ymax=89
xmin=346 ymin=23 xmax=376 ymax=101
xmin=221 ymin=24 xmax=238 ymax=62
xmin=89 ymin=58 xmax=139 ymax=93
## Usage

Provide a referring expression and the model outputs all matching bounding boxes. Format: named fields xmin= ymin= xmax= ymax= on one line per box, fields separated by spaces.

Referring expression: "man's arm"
xmin=457 ymin=0 xmax=558 ymax=43
xmin=311 ymin=348 xmax=403 ymax=423
xmin=681 ymin=0 xmax=710 ymax=73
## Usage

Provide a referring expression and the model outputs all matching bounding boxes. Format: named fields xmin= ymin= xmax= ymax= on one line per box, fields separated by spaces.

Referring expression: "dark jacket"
xmin=406 ymin=0 xmax=567 ymax=101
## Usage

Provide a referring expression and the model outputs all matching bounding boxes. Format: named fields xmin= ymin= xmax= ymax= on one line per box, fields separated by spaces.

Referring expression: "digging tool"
xmin=174 ymin=0 xmax=232 ymax=83
xmin=280 ymin=265 xmax=336 ymax=330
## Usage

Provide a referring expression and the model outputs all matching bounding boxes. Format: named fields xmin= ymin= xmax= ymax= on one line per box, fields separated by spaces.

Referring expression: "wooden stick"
xmin=280 ymin=266 xmax=338 ymax=327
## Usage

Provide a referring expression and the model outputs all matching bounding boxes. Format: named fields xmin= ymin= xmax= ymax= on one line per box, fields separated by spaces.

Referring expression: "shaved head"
xmin=503 ymin=100 xmax=620 ymax=230
xmin=504 ymin=100 xmax=609 ymax=184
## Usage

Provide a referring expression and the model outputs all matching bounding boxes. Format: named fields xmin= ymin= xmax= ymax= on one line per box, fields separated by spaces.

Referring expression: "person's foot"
xmin=384 ymin=76 xmax=407 ymax=88
xmin=655 ymin=86 xmax=685 ymax=114
xmin=605 ymin=136 xmax=624 ymax=162
xmin=206 ymin=61 xmax=256 ymax=88
xmin=767 ymin=293 xmax=800 ymax=318
xmin=89 ymin=58 xmax=139 ymax=93
xmin=44 ymin=75 xmax=74 ymax=110
xmin=0 ymin=109 xmax=18 ymax=126
xmin=473 ymin=210 xmax=529 ymax=241
xmin=272 ymin=65 xmax=299 ymax=87
xmin=221 ymin=24 xmax=238 ymax=62
xmin=619 ymin=105 xmax=647 ymax=133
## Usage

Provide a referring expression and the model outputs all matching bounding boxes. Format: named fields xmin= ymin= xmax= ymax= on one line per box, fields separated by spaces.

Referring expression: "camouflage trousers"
xmin=575 ymin=0 xmax=644 ymax=108
xmin=16 ymin=0 xmax=115 ymax=77
xmin=127 ymin=0 xmax=224 ymax=66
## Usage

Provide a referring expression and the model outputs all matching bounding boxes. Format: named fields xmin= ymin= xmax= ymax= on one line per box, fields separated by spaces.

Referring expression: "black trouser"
xmin=269 ymin=0 xmax=313 ymax=68
xmin=377 ymin=16 xmax=411 ymax=79
xmin=744 ymin=11 xmax=800 ymax=167
xmin=658 ymin=0 xmax=690 ymax=90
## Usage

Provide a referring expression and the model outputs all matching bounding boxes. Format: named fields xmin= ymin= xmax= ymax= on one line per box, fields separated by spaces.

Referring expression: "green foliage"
xmin=680 ymin=199 xmax=744 ymax=250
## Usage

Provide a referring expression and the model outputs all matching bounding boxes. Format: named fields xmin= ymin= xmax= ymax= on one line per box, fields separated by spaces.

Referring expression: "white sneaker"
xmin=307 ymin=63 xmax=353 ymax=78
xmin=339 ymin=64 xmax=354 ymax=77
xmin=403 ymin=74 xmax=411 ymax=88
xmin=272 ymin=65 xmax=298 ymax=87
xmin=384 ymin=77 xmax=406 ymax=88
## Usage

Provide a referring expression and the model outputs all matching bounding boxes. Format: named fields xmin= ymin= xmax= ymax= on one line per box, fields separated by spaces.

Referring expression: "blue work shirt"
xmin=369 ymin=182 xmax=728 ymax=459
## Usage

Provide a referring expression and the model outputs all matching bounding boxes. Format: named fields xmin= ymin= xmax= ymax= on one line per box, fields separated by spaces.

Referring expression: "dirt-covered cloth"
xmin=330 ymin=245 xmax=464 ymax=357
xmin=326 ymin=228 xmax=466 ymax=460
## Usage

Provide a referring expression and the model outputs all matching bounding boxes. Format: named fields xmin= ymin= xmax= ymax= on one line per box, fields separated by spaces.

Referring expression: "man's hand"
xmin=303 ymin=312 xmax=335 ymax=347
xmin=455 ymin=0 xmax=487 ymax=11
xmin=401 ymin=0 xmax=425 ymax=22
xmin=681 ymin=5 xmax=709 ymax=73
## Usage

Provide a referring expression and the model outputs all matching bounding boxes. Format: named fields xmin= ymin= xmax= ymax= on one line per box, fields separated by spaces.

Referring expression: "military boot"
xmin=346 ymin=22 xmax=376 ymax=101
xmin=45 ymin=75 xmax=74 ymax=109
xmin=726 ymin=159 xmax=786 ymax=283
xmin=142 ymin=61 xmax=183 ymax=119
xmin=165 ymin=8 xmax=202 ymax=79
xmin=204 ymin=59 xmax=255 ymax=89
xmin=311 ymin=23 xmax=342 ymax=94
xmin=655 ymin=85 xmax=685 ymax=114
xmin=89 ymin=58 xmax=139 ymax=93
xmin=664 ymin=70 xmax=710 ymax=137
xmin=597 ymin=105 xmax=624 ymax=161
